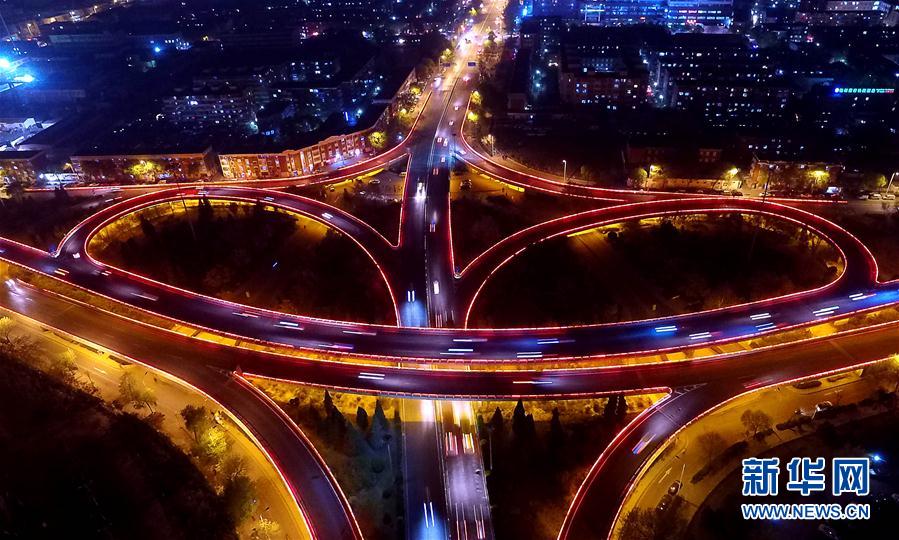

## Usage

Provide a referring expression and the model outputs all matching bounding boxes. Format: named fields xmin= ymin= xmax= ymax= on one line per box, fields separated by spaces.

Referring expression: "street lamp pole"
xmin=487 ymin=426 xmax=494 ymax=470
xmin=175 ymin=178 xmax=197 ymax=241
xmin=562 ymin=159 xmax=567 ymax=183
xmin=888 ymin=171 xmax=898 ymax=193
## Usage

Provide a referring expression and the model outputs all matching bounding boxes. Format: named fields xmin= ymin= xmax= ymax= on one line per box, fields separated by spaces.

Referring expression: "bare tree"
xmin=697 ymin=431 xmax=728 ymax=462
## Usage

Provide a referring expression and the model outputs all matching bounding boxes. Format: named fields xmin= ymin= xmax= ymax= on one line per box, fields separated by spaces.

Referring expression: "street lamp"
xmin=562 ymin=159 xmax=567 ymax=183
xmin=888 ymin=171 xmax=898 ymax=193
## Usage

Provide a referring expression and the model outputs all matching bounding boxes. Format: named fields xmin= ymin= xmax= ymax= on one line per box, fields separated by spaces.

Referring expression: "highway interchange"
xmin=2 ymin=4 xmax=899 ymax=540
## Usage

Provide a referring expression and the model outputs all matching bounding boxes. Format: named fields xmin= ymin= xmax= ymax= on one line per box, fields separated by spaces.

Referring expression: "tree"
xmin=482 ymin=133 xmax=496 ymax=155
xmin=615 ymin=394 xmax=628 ymax=422
xmin=126 ymin=159 xmax=162 ymax=182
xmin=618 ymin=508 xmax=658 ymax=540
xmin=368 ymin=131 xmax=388 ymax=151
xmin=47 ymin=348 xmax=78 ymax=384
xmin=356 ymin=406 xmax=370 ymax=432
xmin=511 ymin=399 xmax=528 ymax=439
xmin=579 ymin=165 xmax=599 ymax=183
xmin=416 ymin=58 xmax=436 ymax=81
xmin=439 ymin=48 xmax=454 ymax=64
xmin=180 ymin=404 xmax=213 ymax=443
xmin=369 ymin=399 xmax=390 ymax=450
xmin=199 ymin=425 xmax=229 ymax=461
xmin=144 ymin=411 xmax=166 ymax=430
xmin=118 ymin=371 xmax=157 ymax=412
xmin=4 ymin=180 xmax=25 ymax=201
xmin=489 ymin=406 xmax=504 ymax=435
xmin=740 ymin=409 xmax=773 ymax=438
xmin=251 ymin=517 xmax=281 ymax=540
xmin=222 ymin=474 xmax=257 ymax=524
xmin=0 ymin=316 xmax=15 ymax=346
xmin=697 ymin=431 xmax=728 ymax=462
xmin=323 ymin=390 xmax=335 ymax=415
xmin=0 ymin=316 xmax=33 ymax=356
xmin=862 ymin=172 xmax=887 ymax=192
xmin=221 ymin=455 xmax=248 ymax=481
xmin=604 ymin=394 xmax=626 ymax=424
xmin=630 ymin=168 xmax=648 ymax=189
xmin=618 ymin=502 xmax=686 ymax=540
xmin=864 ymin=356 xmax=899 ymax=393
xmin=548 ymin=407 xmax=565 ymax=455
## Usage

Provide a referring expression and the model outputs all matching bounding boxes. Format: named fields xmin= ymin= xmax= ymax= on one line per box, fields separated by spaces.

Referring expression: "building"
xmin=799 ymin=0 xmax=898 ymax=25
xmin=559 ymin=64 xmax=650 ymax=107
xmin=71 ymin=148 xmax=216 ymax=185
xmin=217 ymin=65 xmax=417 ymax=179
xmin=657 ymin=33 xmax=794 ymax=128
xmin=219 ymin=131 xmax=371 ymax=179
xmin=557 ymin=26 xmax=653 ymax=108
xmin=562 ymin=0 xmax=733 ymax=27
xmin=665 ymin=0 xmax=734 ymax=26
xmin=804 ymin=85 xmax=898 ymax=131
xmin=581 ymin=0 xmax=667 ymax=24
xmin=532 ymin=0 xmax=581 ymax=18
xmin=0 ymin=150 xmax=45 ymax=186
xmin=161 ymin=89 xmax=258 ymax=131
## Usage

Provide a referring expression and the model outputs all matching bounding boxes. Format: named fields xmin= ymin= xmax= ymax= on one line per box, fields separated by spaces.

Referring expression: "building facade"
xmin=71 ymin=148 xmax=216 ymax=184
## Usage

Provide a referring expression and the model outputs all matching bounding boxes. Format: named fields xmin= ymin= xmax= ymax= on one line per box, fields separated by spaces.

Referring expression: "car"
xmin=454 ymin=105 xmax=461 ymax=111
xmin=870 ymin=192 xmax=882 ymax=200
xmin=449 ymin=120 xmax=455 ymax=126
xmin=793 ymin=380 xmax=822 ymax=390
xmin=369 ymin=178 xmax=381 ymax=185
xmin=883 ymin=193 xmax=896 ymax=200
xmin=656 ymin=493 xmax=674 ymax=513
xmin=328 ymin=185 xmax=336 ymax=192
xmin=815 ymin=401 xmax=834 ymax=413
xmin=668 ymin=480 xmax=682 ymax=495
xmin=461 ymin=179 xmax=472 ymax=190
xmin=857 ymin=193 xmax=869 ymax=200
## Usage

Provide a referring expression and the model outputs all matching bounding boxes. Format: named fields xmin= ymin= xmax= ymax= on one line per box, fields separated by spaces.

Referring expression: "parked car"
xmin=815 ymin=401 xmax=834 ymax=413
